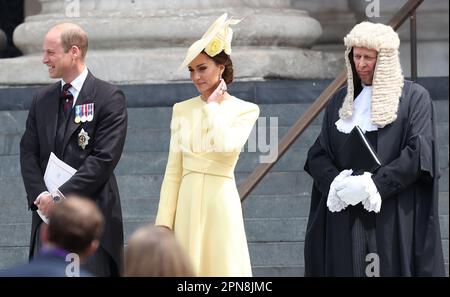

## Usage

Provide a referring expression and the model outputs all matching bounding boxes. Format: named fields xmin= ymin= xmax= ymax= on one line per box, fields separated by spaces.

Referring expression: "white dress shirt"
xmin=61 ymin=66 xmax=89 ymax=107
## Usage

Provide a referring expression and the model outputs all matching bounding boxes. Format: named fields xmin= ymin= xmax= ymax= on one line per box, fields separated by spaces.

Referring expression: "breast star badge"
xmin=78 ymin=128 xmax=90 ymax=149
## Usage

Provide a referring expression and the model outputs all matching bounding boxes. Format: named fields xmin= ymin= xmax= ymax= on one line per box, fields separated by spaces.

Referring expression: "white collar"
xmin=335 ymin=84 xmax=378 ymax=134
xmin=61 ymin=67 xmax=88 ymax=92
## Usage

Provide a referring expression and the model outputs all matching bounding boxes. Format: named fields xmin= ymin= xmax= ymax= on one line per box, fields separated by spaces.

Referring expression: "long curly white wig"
xmin=339 ymin=22 xmax=404 ymax=128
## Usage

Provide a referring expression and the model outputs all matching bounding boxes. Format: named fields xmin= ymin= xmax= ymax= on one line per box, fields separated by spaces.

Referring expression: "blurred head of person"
xmin=42 ymin=195 xmax=104 ymax=261
xmin=124 ymin=225 xmax=194 ymax=277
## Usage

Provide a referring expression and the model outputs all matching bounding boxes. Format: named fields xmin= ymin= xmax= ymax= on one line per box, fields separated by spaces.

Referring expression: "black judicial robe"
xmin=304 ymin=80 xmax=445 ymax=276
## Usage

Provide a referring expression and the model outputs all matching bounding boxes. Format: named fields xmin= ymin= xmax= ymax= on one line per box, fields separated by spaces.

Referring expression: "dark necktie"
xmin=60 ymin=83 xmax=73 ymax=116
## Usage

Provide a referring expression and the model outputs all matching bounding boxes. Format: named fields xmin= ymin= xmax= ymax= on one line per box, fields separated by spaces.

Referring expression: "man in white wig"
xmin=303 ymin=22 xmax=445 ymax=276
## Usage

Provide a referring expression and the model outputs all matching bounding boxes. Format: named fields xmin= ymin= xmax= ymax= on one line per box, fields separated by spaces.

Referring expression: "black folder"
xmin=336 ymin=126 xmax=382 ymax=173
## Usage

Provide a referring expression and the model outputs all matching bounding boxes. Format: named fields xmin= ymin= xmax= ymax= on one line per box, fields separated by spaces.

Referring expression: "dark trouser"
xmin=350 ymin=205 xmax=377 ymax=277
xmin=31 ymin=223 xmax=42 ymax=259
xmin=83 ymin=245 xmax=119 ymax=277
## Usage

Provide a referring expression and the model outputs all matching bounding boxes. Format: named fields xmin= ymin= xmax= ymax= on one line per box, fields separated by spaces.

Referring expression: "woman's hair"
xmin=204 ymin=50 xmax=234 ymax=84
xmin=124 ymin=225 xmax=194 ymax=277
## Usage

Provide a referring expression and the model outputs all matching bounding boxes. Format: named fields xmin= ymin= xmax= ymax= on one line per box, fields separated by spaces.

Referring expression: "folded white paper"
xmin=38 ymin=152 xmax=77 ymax=224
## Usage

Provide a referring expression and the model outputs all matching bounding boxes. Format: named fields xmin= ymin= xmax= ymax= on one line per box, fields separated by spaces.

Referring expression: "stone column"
xmin=291 ymin=0 xmax=357 ymax=46
xmin=24 ymin=0 xmax=42 ymax=17
xmin=0 ymin=0 xmax=342 ymax=85
xmin=0 ymin=29 xmax=6 ymax=53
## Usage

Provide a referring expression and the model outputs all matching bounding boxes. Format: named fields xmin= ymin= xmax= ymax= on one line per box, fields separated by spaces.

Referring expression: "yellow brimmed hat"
xmin=179 ymin=13 xmax=240 ymax=70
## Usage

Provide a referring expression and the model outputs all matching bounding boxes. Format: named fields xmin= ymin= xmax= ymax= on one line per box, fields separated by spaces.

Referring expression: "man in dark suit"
xmin=20 ymin=23 xmax=127 ymax=277
xmin=0 ymin=196 xmax=103 ymax=277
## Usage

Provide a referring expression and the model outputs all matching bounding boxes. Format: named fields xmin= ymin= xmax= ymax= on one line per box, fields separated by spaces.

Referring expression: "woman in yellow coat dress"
xmin=155 ymin=14 xmax=259 ymax=276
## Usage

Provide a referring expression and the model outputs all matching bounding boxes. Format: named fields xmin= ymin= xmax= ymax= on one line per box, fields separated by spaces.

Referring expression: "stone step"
xmin=0 ymin=192 xmax=314 ymax=224
xmin=0 ymin=247 xmax=29 ymax=271
xmin=122 ymin=125 xmax=322 ymax=153
xmin=0 ymin=223 xmax=31 ymax=247
xmin=0 ymin=132 xmax=21 ymax=156
xmin=1 ymin=104 xmax=320 ymax=135
xmin=126 ymin=104 xmax=325 ymax=130
xmin=440 ymin=215 xmax=449 ymax=241
xmin=440 ymin=192 xmax=449 ymax=216
xmin=0 ymin=244 xmax=447 ymax=276
xmin=124 ymin=215 xmax=450 ymax=243
xmin=434 ymin=100 xmax=449 ymax=122
xmin=1 ymin=170 xmax=449 ymax=224
xmin=0 ymin=148 xmax=309 ymax=178
xmin=122 ymin=217 xmax=308 ymax=242
xmin=138 ymin=98 xmax=442 ymax=126
xmin=1 ymin=99 xmax=447 ymax=135
xmin=2 ymin=142 xmax=448 ymax=178
xmin=108 ymin=194 xmax=314 ymax=221
xmin=0 ymin=110 xmax=27 ymax=134
xmin=0 ymin=104 xmax=322 ymax=135
xmin=121 ymin=200 xmax=311 ymax=225
xmin=249 ymin=242 xmax=304 ymax=267
xmin=108 ymin=172 xmax=315 ymax=201
xmin=3 ymin=187 xmax=449 ymax=227
xmin=0 ymin=219 xmax=447 ymax=271
xmin=245 ymin=218 xmax=307 ymax=242
xmin=0 ymin=78 xmax=447 ymax=107
xmin=0 ymin=125 xmax=315 ymax=155
xmin=0 ymin=168 xmax=448 ymax=201
xmin=253 ymin=266 xmax=304 ymax=277
xmin=0 ymin=241 xmax=305 ymax=272
xmin=0 ymin=79 xmax=447 ymax=277
xmin=444 ymin=239 xmax=449 ymax=264
xmin=2 ymin=121 xmax=448 ymax=157
xmin=0 ymin=217 xmax=307 ymax=247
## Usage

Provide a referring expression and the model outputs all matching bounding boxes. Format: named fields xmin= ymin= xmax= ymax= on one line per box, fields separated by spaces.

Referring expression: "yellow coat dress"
xmin=155 ymin=95 xmax=259 ymax=276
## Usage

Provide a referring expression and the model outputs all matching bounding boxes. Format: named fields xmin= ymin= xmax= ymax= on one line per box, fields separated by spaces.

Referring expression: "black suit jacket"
xmin=19 ymin=71 xmax=127 ymax=273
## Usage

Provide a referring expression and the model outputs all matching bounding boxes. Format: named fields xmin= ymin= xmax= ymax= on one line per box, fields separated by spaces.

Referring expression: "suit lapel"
xmin=376 ymin=125 xmax=389 ymax=165
xmin=61 ymin=71 xmax=96 ymax=155
xmin=376 ymin=83 xmax=409 ymax=165
xmin=42 ymin=83 xmax=60 ymax=154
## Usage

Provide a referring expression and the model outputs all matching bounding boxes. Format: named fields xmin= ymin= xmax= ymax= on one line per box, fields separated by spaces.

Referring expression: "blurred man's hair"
xmin=47 ymin=196 xmax=103 ymax=254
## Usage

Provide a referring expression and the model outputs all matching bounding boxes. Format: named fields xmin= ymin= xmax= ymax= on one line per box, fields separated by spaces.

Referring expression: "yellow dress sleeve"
xmin=202 ymin=100 xmax=260 ymax=153
xmin=155 ymin=103 xmax=183 ymax=229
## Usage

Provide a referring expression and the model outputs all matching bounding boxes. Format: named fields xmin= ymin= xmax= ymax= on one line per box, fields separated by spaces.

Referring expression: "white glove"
xmin=327 ymin=169 xmax=353 ymax=212
xmin=362 ymin=184 xmax=382 ymax=213
xmin=335 ymin=172 xmax=374 ymax=206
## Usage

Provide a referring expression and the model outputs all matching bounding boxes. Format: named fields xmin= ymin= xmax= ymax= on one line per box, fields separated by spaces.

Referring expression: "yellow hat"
xmin=179 ymin=13 xmax=240 ymax=70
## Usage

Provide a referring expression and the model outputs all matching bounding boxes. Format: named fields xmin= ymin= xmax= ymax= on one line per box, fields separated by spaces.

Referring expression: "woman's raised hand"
xmin=207 ymin=79 xmax=227 ymax=104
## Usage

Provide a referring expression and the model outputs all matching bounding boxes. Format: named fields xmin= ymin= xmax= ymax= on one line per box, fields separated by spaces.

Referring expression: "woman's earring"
xmin=221 ymin=81 xmax=227 ymax=94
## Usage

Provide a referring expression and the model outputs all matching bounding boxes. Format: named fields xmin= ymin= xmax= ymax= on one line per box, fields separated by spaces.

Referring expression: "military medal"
xmin=87 ymin=103 xmax=94 ymax=122
xmin=81 ymin=104 xmax=87 ymax=123
xmin=74 ymin=105 xmax=82 ymax=123
xmin=78 ymin=128 xmax=90 ymax=149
